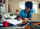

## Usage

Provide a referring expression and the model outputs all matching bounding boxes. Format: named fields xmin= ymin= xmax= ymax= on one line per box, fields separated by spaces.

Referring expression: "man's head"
xmin=25 ymin=1 xmax=33 ymax=12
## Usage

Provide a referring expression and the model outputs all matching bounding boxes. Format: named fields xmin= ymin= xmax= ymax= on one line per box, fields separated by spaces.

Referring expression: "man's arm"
xmin=19 ymin=10 xmax=24 ymax=19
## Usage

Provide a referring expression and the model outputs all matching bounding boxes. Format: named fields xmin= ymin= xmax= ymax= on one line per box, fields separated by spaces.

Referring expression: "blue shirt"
xmin=19 ymin=8 xmax=35 ymax=18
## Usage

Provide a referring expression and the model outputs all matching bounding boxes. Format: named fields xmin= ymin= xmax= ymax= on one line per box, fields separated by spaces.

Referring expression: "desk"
xmin=24 ymin=20 xmax=40 ymax=29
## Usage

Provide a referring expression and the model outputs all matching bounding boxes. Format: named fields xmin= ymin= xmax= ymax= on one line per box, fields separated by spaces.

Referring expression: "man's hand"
xmin=24 ymin=18 xmax=32 ymax=20
xmin=22 ymin=18 xmax=28 ymax=24
xmin=24 ymin=18 xmax=28 ymax=20
xmin=28 ymin=18 xmax=32 ymax=20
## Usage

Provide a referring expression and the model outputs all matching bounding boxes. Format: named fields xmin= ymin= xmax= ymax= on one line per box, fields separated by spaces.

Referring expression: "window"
xmin=19 ymin=1 xmax=25 ymax=9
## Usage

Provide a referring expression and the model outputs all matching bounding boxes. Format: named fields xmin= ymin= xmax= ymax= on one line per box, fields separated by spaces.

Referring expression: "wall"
xmin=8 ymin=0 xmax=19 ymax=14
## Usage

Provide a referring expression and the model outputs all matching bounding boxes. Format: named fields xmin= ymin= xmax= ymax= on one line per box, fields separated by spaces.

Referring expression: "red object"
xmin=3 ymin=21 xmax=8 ymax=27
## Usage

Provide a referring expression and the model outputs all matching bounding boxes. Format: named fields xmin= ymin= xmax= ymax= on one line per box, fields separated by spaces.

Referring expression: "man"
xmin=19 ymin=1 xmax=33 ymax=20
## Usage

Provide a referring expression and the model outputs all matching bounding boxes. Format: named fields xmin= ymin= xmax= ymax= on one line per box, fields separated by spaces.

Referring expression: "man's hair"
xmin=25 ymin=1 xmax=33 ymax=9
